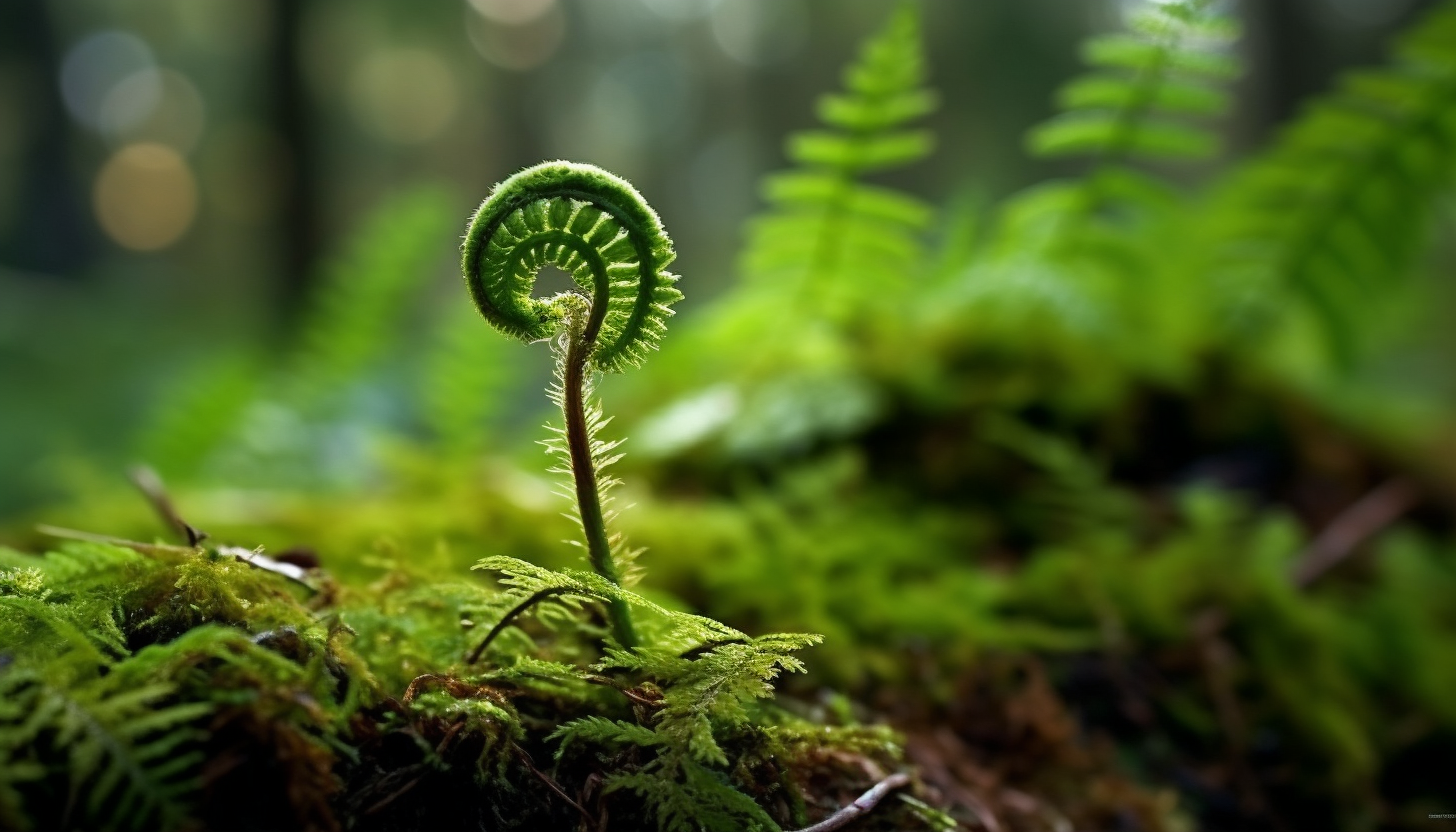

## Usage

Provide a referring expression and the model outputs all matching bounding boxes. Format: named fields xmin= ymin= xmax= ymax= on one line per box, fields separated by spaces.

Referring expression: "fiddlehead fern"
xmin=461 ymin=161 xmax=682 ymax=372
xmin=462 ymin=161 xmax=683 ymax=649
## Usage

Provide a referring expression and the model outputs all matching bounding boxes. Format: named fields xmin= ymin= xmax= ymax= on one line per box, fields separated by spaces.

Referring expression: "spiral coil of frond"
xmin=462 ymin=161 xmax=683 ymax=373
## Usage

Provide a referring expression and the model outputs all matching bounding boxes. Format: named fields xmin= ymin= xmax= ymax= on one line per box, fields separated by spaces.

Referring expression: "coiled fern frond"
xmin=463 ymin=161 xmax=686 ymax=647
xmin=1211 ymin=0 xmax=1456 ymax=365
xmin=461 ymin=161 xmax=682 ymax=373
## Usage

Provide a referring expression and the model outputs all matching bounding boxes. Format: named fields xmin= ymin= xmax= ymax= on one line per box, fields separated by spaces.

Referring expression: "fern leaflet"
xmin=1029 ymin=0 xmax=1238 ymax=167
xmin=742 ymin=0 xmax=936 ymax=319
xmin=1210 ymin=0 xmax=1456 ymax=365
xmin=0 ymin=673 xmax=208 ymax=832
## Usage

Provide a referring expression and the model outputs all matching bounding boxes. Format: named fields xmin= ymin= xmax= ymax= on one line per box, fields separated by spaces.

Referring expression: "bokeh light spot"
xmin=468 ymin=0 xmax=555 ymax=26
xmin=60 ymin=31 xmax=156 ymax=129
xmin=466 ymin=2 xmax=565 ymax=71
xmin=95 ymin=68 xmax=162 ymax=137
xmin=710 ymin=0 xmax=807 ymax=67
xmin=348 ymin=48 xmax=459 ymax=145
xmin=638 ymin=0 xmax=715 ymax=23
xmin=93 ymin=143 xmax=198 ymax=251
xmin=100 ymin=69 xmax=207 ymax=154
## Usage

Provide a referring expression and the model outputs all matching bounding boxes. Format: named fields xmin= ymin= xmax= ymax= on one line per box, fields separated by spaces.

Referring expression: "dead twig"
xmin=790 ymin=772 xmax=912 ymax=832
xmin=1292 ymin=477 xmax=1419 ymax=588
xmin=35 ymin=524 xmax=316 ymax=592
xmin=129 ymin=464 xmax=208 ymax=546
xmin=35 ymin=524 xmax=191 ymax=556
xmin=512 ymin=743 xmax=597 ymax=831
xmin=583 ymin=675 xmax=663 ymax=709
xmin=362 ymin=769 xmax=426 ymax=816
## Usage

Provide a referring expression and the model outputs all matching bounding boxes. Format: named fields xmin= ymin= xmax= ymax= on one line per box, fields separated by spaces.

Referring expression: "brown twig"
xmin=583 ymin=675 xmax=663 ymax=709
xmin=1292 ymin=476 xmax=1420 ymax=588
xmin=129 ymin=464 xmax=208 ymax=546
xmin=513 ymin=743 xmax=597 ymax=831
xmin=905 ymin=729 xmax=1001 ymax=832
xmin=789 ymin=772 xmax=912 ymax=832
xmin=34 ymin=524 xmax=317 ymax=593
xmin=35 ymin=524 xmax=191 ymax=556
xmin=1192 ymin=609 xmax=1272 ymax=824
xmin=362 ymin=767 xmax=427 ymax=816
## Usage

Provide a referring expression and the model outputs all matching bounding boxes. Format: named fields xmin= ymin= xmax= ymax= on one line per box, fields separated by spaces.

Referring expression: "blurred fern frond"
xmin=742 ymin=0 xmax=937 ymax=320
xmin=927 ymin=0 xmax=1240 ymax=388
xmin=1028 ymin=0 xmax=1239 ymax=169
xmin=635 ymin=1 xmax=936 ymax=459
xmin=134 ymin=351 xmax=264 ymax=481
xmin=1004 ymin=0 xmax=1239 ymax=247
xmin=419 ymin=300 xmax=518 ymax=457
xmin=0 ymin=673 xmax=208 ymax=832
xmin=133 ymin=186 xmax=456 ymax=483
xmin=280 ymin=185 xmax=457 ymax=409
xmin=1211 ymin=1 xmax=1456 ymax=365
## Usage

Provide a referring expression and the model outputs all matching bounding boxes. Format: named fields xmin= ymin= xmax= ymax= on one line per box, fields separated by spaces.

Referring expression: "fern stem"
xmin=561 ymin=325 xmax=639 ymax=650
xmin=467 ymin=586 xmax=581 ymax=664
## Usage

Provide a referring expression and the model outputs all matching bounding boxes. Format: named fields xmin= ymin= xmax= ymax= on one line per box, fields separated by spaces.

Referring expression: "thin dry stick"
xmin=513 ymin=744 xmax=597 ymax=831
xmin=128 ymin=464 xmax=209 ymax=546
xmin=1193 ymin=609 xmax=1275 ymax=825
xmin=35 ymin=524 xmax=189 ymax=556
xmin=790 ymin=772 xmax=912 ymax=832
xmin=583 ymin=675 xmax=662 ymax=709
xmin=1292 ymin=477 xmax=1419 ymax=588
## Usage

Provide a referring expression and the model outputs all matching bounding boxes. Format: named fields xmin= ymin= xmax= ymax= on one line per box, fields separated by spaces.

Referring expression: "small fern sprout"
xmin=462 ymin=161 xmax=683 ymax=650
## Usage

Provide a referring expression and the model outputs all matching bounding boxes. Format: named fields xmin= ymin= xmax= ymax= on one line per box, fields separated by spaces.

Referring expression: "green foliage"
xmin=0 ymin=672 xmax=209 ymax=832
xmin=634 ymin=1 xmax=937 ymax=461
xmin=0 ymin=541 xmax=366 ymax=830
xmin=742 ymin=0 xmax=936 ymax=320
xmin=283 ymin=186 xmax=458 ymax=406
xmin=134 ymin=185 xmax=460 ymax=484
xmin=420 ymin=301 xmax=520 ymax=456
xmin=470 ymin=542 xmax=827 ymax=831
xmin=134 ymin=351 xmax=264 ymax=482
xmin=1028 ymin=0 xmax=1238 ymax=165
xmin=1211 ymin=1 xmax=1456 ymax=365
xmin=920 ymin=0 xmax=1240 ymax=404
xmin=14 ymin=3 xmax=1456 ymax=831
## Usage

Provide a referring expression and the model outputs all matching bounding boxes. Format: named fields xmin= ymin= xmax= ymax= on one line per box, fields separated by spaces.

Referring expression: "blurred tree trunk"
xmin=267 ymin=0 xmax=318 ymax=325
xmin=0 ymin=1 xmax=95 ymax=275
xmin=1240 ymin=0 xmax=1438 ymax=139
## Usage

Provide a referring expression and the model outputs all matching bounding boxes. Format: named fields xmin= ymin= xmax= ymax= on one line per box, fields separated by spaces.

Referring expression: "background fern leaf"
xmin=419 ymin=300 xmax=519 ymax=457
xmin=742 ymin=0 xmax=936 ymax=319
xmin=1028 ymin=0 xmax=1238 ymax=166
xmin=133 ymin=185 xmax=456 ymax=483
xmin=0 ymin=675 xmax=209 ymax=832
xmin=1210 ymin=1 xmax=1456 ymax=365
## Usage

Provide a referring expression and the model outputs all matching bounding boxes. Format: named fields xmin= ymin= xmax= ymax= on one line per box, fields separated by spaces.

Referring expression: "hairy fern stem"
xmin=462 ymin=161 xmax=683 ymax=652
xmin=558 ymin=304 xmax=638 ymax=648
